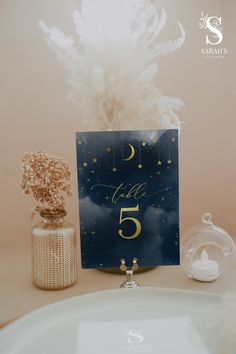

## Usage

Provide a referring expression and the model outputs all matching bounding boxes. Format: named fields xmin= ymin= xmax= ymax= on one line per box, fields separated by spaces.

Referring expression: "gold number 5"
xmin=118 ymin=204 xmax=141 ymax=240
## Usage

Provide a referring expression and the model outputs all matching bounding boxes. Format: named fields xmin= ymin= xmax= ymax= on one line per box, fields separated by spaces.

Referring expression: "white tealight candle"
xmin=192 ymin=249 xmax=219 ymax=282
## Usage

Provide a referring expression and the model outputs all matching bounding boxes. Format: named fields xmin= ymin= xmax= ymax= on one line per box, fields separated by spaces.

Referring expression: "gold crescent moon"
xmin=123 ymin=144 xmax=135 ymax=161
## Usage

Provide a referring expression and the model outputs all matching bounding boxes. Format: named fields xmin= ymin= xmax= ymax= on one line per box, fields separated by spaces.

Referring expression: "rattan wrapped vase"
xmin=31 ymin=211 xmax=77 ymax=290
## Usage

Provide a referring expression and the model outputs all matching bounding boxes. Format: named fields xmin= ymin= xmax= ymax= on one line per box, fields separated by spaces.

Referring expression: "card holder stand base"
xmin=120 ymin=258 xmax=140 ymax=288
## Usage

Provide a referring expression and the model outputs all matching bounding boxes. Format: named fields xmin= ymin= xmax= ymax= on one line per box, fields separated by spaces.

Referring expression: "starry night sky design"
xmin=76 ymin=130 xmax=179 ymax=269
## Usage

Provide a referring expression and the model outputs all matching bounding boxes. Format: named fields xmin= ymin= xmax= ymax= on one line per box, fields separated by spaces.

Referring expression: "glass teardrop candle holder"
xmin=182 ymin=213 xmax=235 ymax=282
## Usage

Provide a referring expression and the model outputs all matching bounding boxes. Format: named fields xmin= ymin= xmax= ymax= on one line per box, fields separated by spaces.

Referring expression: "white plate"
xmin=0 ymin=288 xmax=220 ymax=354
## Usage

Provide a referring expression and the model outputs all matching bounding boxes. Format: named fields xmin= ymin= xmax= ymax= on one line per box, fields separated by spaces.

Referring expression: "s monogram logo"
xmin=199 ymin=12 xmax=223 ymax=45
xmin=124 ymin=330 xmax=144 ymax=344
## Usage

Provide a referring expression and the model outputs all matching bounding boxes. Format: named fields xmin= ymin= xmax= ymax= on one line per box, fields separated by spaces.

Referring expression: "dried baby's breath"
xmin=21 ymin=151 xmax=72 ymax=218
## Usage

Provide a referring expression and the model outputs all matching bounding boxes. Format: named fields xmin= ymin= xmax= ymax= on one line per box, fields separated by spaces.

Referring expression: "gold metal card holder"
xmin=120 ymin=258 xmax=140 ymax=288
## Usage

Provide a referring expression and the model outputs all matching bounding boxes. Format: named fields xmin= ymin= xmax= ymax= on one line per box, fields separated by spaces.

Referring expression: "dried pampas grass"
xmin=39 ymin=0 xmax=185 ymax=131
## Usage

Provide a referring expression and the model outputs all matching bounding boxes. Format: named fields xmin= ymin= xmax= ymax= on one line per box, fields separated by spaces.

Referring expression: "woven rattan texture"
xmin=32 ymin=233 xmax=77 ymax=289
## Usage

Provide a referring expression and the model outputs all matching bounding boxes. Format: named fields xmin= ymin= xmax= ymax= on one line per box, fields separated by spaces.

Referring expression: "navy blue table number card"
xmin=76 ymin=130 xmax=179 ymax=268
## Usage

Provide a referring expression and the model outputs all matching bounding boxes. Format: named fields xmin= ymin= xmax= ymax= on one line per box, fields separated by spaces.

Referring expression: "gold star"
xmin=142 ymin=142 xmax=146 ymax=146
xmin=83 ymin=162 xmax=88 ymax=167
xmin=107 ymin=147 xmax=111 ymax=152
xmin=112 ymin=167 xmax=117 ymax=172
xmin=138 ymin=164 xmax=143 ymax=169
xmin=93 ymin=158 xmax=97 ymax=163
xmin=171 ymin=137 xmax=176 ymax=142
xmin=157 ymin=160 xmax=162 ymax=166
xmin=167 ymin=160 xmax=172 ymax=164
xmin=91 ymin=230 xmax=96 ymax=235
xmin=78 ymin=140 xmax=82 ymax=144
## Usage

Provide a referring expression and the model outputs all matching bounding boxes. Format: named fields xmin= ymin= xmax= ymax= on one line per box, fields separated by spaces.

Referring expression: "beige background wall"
xmin=0 ymin=0 xmax=235 ymax=250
